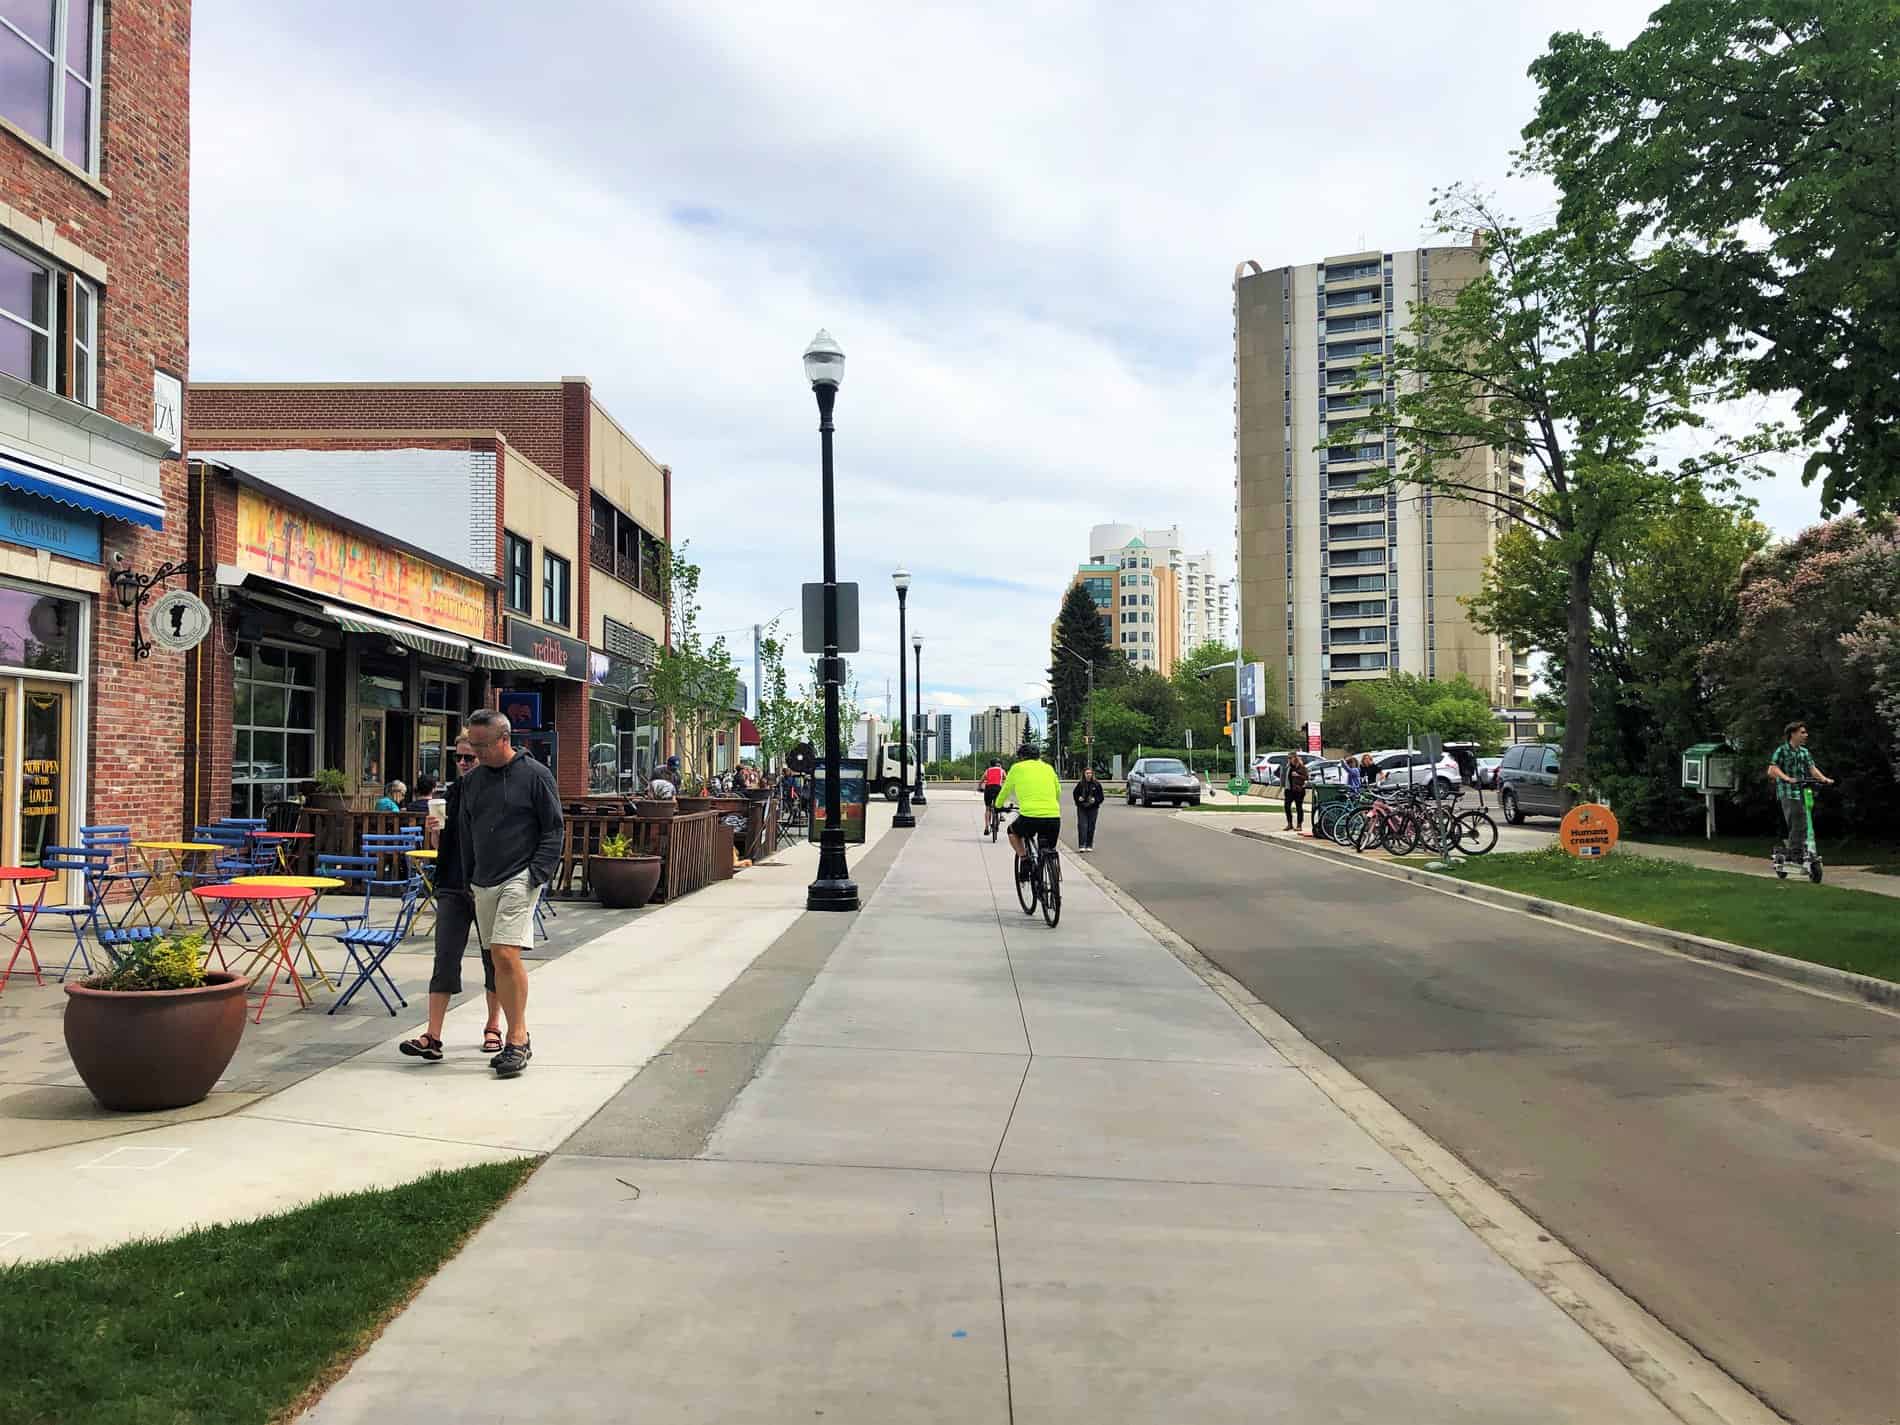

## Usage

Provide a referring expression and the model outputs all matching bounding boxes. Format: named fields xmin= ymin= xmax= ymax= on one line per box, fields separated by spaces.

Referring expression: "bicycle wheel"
xmin=1040 ymin=851 xmax=1061 ymax=927
xmin=1015 ymin=852 xmax=1037 ymax=915
xmin=1378 ymin=814 xmax=1420 ymax=856
xmin=1349 ymin=809 xmax=1378 ymax=852
xmin=1417 ymin=810 xmax=1457 ymax=855
xmin=1452 ymin=809 xmax=1498 ymax=855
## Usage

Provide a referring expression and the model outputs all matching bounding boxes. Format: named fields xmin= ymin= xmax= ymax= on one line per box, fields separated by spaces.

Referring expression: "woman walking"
xmin=1073 ymin=766 xmax=1105 ymax=853
xmin=1282 ymin=750 xmax=1310 ymax=832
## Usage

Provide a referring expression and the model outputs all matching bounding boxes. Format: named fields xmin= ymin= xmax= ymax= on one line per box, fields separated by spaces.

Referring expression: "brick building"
xmin=0 ymin=1 xmax=192 ymax=862
xmin=187 ymin=381 xmax=671 ymax=803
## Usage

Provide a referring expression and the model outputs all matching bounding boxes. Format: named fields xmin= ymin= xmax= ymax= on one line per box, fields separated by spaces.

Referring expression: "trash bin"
xmin=1311 ymin=784 xmax=1346 ymax=808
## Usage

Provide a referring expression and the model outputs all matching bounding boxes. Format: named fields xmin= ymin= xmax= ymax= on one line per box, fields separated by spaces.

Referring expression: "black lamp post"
xmin=891 ymin=566 xmax=916 ymax=828
xmin=804 ymin=330 xmax=858 ymax=912
xmin=911 ymin=634 xmax=928 ymax=804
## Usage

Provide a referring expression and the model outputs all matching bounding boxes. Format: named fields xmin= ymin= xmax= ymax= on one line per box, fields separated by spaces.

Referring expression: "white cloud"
xmin=191 ymin=1 xmax=1841 ymax=752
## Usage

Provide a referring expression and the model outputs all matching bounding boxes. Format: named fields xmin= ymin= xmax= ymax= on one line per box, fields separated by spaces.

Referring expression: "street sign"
xmin=801 ymin=581 xmax=860 ymax=654
xmin=1226 ymin=776 xmax=1248 ymax=797
xmin=1239 ymin=662 xmax=1266 ymax=719
xmin=1418 ymin=733 xmax=1443 ymax=764
xmin=1304 ymin=720 xmax=1323 ymax=753
xmin=1185 ymin=728 xmax=1194 ymax=750
xmin=1558 ymin=803 xmax=1620 ymax=859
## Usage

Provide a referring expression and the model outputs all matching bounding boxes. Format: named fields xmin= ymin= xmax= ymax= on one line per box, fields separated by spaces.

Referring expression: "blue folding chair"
xmin=35 ymin=848 xmax=160 ymax=981
xmin=79 ymin=824 xmax=154 ymax=926
xmin=307 ymin=855 xmax=374 ymax=938
xmin=329 ymin=874 xmax=423 ymax=1015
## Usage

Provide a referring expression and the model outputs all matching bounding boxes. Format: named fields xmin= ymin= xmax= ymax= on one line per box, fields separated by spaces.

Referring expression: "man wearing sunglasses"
xmin=400 ymin=734 xmax=504 ymax=1064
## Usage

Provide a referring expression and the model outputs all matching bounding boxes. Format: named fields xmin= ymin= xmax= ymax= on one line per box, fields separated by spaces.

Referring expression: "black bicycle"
xmin=1011 ymin=830 xmax=1062 ymax=928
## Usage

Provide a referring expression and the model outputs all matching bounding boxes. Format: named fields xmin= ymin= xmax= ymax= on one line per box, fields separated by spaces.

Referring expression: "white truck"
xmin=850 ymin=715 xmax=919 ymax=800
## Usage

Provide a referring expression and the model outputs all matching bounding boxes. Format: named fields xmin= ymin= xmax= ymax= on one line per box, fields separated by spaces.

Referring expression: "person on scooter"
xmin=1767 ymin=720 xmax=1834 ymax=870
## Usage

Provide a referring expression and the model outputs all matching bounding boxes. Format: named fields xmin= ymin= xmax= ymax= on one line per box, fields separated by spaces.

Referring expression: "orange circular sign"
xmin=1558 ymin=802 xmax=1620 ymax=859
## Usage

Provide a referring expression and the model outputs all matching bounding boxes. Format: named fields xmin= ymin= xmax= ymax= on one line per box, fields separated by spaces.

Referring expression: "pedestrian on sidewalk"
xmin=1073 ymin=766 xmax=1104 ymax=852
xmin=400 ymin=735 xmax=503 ymax=1064
xmin=1283 ymin=749 xmax=1309 ymax=831
xmin=458 ymin=709 xmax=563 ymax=1079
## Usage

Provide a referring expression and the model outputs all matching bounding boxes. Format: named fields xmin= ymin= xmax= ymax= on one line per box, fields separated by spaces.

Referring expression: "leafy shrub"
xmin=597 ymin=833 xmax=636 ymax=859
xmin=87 ymin=934 xmax=207 ymax=992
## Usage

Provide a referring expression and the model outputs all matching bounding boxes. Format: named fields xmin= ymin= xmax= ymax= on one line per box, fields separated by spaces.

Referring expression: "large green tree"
xmin=1468 ymin=490 xmax=1770 ymax=827
xmin=1529 ymin=1 xmax=1900 ymax=514
xmin=1332 ymin=184 xmax=1782 ymax=811
xmin=1169 ymin=642 xmax=1293 ymax=760
xmin=649 ymin=543 xmax=740 ymax=793
xmin=1049 ymin=581 xmax=1116 ymax=768
xmin=1321 ymin=674 xmax=1503 ymax=757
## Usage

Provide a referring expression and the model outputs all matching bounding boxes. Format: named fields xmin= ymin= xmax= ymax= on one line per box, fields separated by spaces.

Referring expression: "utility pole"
xmin=752 ymin=623 xmax=763 ymax=732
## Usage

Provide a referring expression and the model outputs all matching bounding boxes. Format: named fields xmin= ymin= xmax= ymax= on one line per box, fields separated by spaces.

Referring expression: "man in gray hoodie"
xmin=458 ymin=709 xmax=564 ymax=1078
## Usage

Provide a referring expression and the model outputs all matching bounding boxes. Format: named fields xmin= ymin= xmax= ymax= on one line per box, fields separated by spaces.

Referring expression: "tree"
xmin=1705 ymin=514 xmax=1900 ymax=836
xmin=1468 ymin=490 xmax=1770 ymax=827
xmin=1171 ymin=642 xmax=1294 ymax=756
xmin=1528 ymin=1 xmax=1900 ymax=514
xmin=1331 ymin=184 xmax=1783 ymax=812
xmin=648 ymin=543 xmax=740 ymax=793
xmin=1084 ymin=688 xmax=1153 ymax=759
xmin=1322 ymin=674 xmax=1502 ymax=756
xmin=752 ymin=621 xmax=800 ymax=771
xmin=1050 ymin=582 xmax=1114 ymax=768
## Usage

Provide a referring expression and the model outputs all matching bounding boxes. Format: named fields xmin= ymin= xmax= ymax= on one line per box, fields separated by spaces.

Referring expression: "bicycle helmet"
xmin=988 ymin=758 xmax=1001 ymax=768
xmin=1017 ymin=743 xmax=1039 ymax=761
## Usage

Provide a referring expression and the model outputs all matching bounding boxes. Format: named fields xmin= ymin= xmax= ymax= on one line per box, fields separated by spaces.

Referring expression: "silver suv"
xmin=1126 ymin=757 xmax=1202 ymax=807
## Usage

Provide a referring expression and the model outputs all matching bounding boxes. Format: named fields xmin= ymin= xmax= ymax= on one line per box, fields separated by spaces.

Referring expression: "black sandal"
xmin=492 ymin=1037 xmax=532 ymax=1078
xmin=399 ymin=1033 xmax=444 ymax=1062
xmin=482 ymin=1027 xmax=504 ymax=1054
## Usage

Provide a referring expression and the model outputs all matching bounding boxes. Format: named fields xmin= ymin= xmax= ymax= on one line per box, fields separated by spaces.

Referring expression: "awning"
xmin=470 ymin=644 xmax=568 ymax=678
xmin=320 ymin=604 xmax=470 ymax=662
xmin=0 ymin=456 xmax=165 ymax=529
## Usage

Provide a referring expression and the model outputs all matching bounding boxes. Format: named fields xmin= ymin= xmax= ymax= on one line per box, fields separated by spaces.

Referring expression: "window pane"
xmin=0 ymin=29 xmax=51 ymax=144
xmin=252 ymin=730 xmax=285 ymax=778
xmin=256 ymin=643 xmax=285 ymax=673
xmin=233 ymin=730 xmax=251 ymax=768
xmin=285 ymin=734 xmax=314 ymax=780
xmin=287 ymin=688 xmax=315 ymax=729
xmin=60 ymin=71 xmax=84 ymax=164
xmin=233 ymin=680 xmax=252 ymax=725
xmin=233 ymin=645 xmax=253 ymax=680
xmin=65 ymin=0 xmax=89 ymax=68
xmin=0 ymin=317 xmax=34 ymax=385
xmin=0 ymin=1 xmax=53 ymax=49
xmin=252 ymin=683 xmax=287 ymax=728
xmin=286 ymin=649 xmax=318 ymax=686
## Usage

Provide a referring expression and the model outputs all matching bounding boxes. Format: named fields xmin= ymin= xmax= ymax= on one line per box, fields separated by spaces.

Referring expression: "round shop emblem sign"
xmin=146 ymin=589 xmax=213 ymax=652
xmin=1558 ymin=802 xmax=1620 ymax=859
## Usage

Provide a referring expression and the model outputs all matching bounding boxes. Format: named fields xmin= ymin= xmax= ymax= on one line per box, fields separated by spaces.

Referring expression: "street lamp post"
xmin=892 ymin=567 xmax=916 ymax=828
xmin=804 ymin=330 xmax=858 ymax=912
xmin=1055 ymin=640 xmax=1096 ymax=772
xmin=911 ymin=634 xmax=928 ymax=804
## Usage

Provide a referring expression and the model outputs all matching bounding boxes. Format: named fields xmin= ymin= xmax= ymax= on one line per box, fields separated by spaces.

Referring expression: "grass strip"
xmin=0 ymin=1157 xmax=538 ymax=1425
xmin=1426 ymin=846 xmax=1900 ymax=982
xmin=1628 ymin=831 xmax=1900 ymax=871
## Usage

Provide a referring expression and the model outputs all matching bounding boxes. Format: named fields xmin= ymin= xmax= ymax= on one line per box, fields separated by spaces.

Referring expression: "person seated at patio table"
xmin=374 ymin=779 xmax=406 ymax=813
xmin=403 ymin=776 xmax=438 ymax=813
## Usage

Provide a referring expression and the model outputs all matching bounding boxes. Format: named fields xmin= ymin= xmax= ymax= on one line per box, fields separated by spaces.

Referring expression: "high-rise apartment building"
xmin=913 ymin=710 xmax=954 ymax=762
xmin=969 ymin=705 xmax=1028 ymax=759
xmin=1074 ymin=524 xmax=1183 ymax=674
xmin=1233 ymin=244 xmax=1522 ymax=730
xmin=935 ymin=712 xmax=954 ymax=762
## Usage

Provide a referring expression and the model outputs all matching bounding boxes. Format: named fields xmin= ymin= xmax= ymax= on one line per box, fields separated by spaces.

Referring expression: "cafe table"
xmin=229 ymin=875 xmax=345 ymax=991
xmin=192 ymin=883 xmax=315 ymax=1022
xmin=0 ymin=865 xmax=56 ymax=993
xmin=405 ymin=849 xmax=439 ymax=927
xmin=134 ymin=841 xmax=227 ymax=930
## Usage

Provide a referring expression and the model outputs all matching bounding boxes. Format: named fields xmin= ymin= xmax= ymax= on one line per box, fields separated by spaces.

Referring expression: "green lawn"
xmin=0 ymin=1158 xmax=538 ymax=1425
xmin=1629 ymin=830 xmax=1900 ymax=871
xmin=1427 ymin=847 xmax=1900 ymax=982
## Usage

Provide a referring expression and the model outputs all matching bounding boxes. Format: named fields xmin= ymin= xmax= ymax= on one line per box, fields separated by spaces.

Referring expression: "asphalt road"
xmin=1067 ymin=797 xmax=1900 ymax=1425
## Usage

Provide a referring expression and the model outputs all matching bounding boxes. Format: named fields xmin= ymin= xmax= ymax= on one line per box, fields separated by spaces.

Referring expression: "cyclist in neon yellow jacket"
xmin=995 ymin=743 xmax=1062 ymax=872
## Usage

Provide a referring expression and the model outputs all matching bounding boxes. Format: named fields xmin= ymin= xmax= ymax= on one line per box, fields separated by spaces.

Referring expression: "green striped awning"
xmin=320 ymin=605 xmax=469 ymax=661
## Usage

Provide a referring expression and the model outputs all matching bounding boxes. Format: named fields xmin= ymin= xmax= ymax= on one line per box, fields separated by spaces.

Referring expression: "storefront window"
xmin=0 ymin=588 xmax=79 ymax=672
xmin=232 ymin=640 xmax=320 ymax=818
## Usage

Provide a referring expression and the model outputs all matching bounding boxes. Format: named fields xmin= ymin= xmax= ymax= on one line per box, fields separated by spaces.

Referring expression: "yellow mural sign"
xmin=235 ymin=489 xmax=487 ymax=639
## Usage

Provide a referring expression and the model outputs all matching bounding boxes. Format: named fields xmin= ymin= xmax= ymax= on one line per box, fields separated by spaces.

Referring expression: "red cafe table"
xmin=251 ymin=830 xmax=314 ymax=872
xmin=0 ymin=865 xmax=57 ymax=993
xmin=192 ymin=883 xmax=316 ymax=1023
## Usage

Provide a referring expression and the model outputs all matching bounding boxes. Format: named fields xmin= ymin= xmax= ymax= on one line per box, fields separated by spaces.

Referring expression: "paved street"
xmin=1068 ymin=798 xmax=1900 ymax=1425
xmin=306 ymin=795 xmax=1671 ymax=1424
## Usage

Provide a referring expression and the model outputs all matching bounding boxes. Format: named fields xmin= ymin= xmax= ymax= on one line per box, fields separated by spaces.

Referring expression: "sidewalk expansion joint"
xmin=239 ymin=1113 xmax=543 ymax=1155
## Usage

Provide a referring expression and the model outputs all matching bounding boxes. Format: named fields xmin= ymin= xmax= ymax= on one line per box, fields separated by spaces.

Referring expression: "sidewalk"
xmin=0 ymin=812 xmax=897 ymax=1264
xmin=304 ymin=793 xmax=1671 ymax=1424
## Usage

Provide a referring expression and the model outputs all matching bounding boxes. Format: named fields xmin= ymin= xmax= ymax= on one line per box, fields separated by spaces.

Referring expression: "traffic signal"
xmin=1223 ymin=700 xmax=1233 ymax=737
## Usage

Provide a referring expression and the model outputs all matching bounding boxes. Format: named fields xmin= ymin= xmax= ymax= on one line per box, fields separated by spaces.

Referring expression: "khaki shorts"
xmin=472 ymin=870 xmax=541 ymax=949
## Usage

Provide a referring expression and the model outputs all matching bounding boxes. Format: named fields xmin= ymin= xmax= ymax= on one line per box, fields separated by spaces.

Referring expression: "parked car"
xmin=1368 ymin=749 xmax=1462 ymax=797
xmin=1251 ymin=751 xmax=1322 ymax=786
xmin=1305 ymin=758 xmax=1352 ymax=785
xmin=1497 ymin=742 xmax=1565 ymax=822
xmin=1126 ymin=757 xmax=1202 ymax=807
xmin=1473 ymin=755 xmax=1504 ymax=790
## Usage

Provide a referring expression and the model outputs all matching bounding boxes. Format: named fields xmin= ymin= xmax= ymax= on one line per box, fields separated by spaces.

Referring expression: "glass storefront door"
xmin=0 ymin=678 xmax=74 ymax=866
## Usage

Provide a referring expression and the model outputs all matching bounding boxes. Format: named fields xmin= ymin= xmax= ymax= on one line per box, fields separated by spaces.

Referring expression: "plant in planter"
xmin=63 ymin=933 xmax=250 ymax=1111
xmin=306 ymin=767 xmax=350 ymax=810
xmin=588 ymin=831 xmax=662 ymax=910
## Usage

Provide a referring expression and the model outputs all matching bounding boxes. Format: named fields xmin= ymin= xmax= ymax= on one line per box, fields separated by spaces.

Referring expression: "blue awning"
xmin=0 ymin=459 xmax=164 ymax=530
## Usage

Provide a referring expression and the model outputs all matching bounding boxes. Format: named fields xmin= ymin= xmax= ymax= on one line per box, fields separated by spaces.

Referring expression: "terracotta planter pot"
xmin=676 ymin=796 xmax=714 ymax=813
xmin=633 ymin=799 xmax=677 ymax=820
xmin=589 ymin=854 xmax=662 ymax=909
xmin=63 ymin=972 xmax=250 ymax=1112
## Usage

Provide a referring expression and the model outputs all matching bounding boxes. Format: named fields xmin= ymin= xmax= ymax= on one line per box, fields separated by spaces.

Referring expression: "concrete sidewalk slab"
xmin=304 ymin=1155 xmax=1010 ymax=1425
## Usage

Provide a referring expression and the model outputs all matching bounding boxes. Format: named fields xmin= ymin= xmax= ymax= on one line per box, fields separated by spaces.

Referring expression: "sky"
xmin=190 ymin=1 xmax=1839 ymax=754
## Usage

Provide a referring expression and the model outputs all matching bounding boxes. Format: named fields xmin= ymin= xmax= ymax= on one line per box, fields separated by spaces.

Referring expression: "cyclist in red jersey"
xmin=979 ymin=759 xmax=1005 ymax=835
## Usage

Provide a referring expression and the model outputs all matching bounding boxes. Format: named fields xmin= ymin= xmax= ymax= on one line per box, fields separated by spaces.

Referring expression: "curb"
xmin=1230 ymin=826 xmax=1898 ymax=1011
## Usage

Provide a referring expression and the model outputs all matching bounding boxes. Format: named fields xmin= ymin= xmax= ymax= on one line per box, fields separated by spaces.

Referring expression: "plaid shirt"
xmin=1770 ymin=742 xmax=1813 ymax=800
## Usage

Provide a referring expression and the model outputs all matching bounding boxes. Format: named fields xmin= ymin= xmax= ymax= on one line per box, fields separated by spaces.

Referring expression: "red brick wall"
xmin=188 ymin=387 xmax=567 ymax=473
xmin=0 ymin=2 xmax=193 ymax=841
